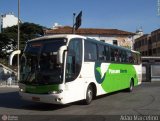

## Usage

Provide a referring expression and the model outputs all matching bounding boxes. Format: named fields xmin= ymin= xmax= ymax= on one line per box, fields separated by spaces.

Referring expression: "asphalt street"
xmin=0 ymin=82 xmax=160 ymax=121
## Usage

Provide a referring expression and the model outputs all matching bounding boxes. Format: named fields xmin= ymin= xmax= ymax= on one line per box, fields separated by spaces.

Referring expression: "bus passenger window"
xmin=127 ymin=52 xmax=134 ymax=63
xmin=135 ymin=53 xmax=141 ymax=64
xmin=98 ymin=44 xmax=106 ymax=61
xmin=105 ymin=46 xmax=110 ymax=61
xmin=121 ymin=51 xmax=127 ymax=63
xmin=84 ymin=41 xmax=97 ymax=61
xmin=114 ymin=49 xmax=119 ymax=62
xmin=66 ymin=38 xmax=82 ymax=82
xmin=110 ymin=48 xmax=115 ymax=61
xmin=119 ymin=50 xmax=122 ymax=62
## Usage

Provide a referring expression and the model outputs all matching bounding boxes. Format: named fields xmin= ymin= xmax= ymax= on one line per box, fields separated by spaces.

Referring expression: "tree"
xmin=0 ymin=22 xmax=46 ymax=60
xmin=20 ymin=22 xmax=45 ymax=49
xmin=0 ymin=33 xmax=11 ymax=58
xmin=3 ymin=22 xmax=45 ymax=50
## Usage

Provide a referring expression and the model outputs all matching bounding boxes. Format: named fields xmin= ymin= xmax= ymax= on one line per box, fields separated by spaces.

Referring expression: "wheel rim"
xmin=130 ymin=81 xmax=133 ymax=91
xmin=87 ymin=88 xmax=93 ymax=102
xmin=130 ymin=84 xmax=133 ymax=90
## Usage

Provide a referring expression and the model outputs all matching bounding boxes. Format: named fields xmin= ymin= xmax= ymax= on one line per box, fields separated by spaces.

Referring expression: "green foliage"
xmin=0 ymin=22 xmax=46 ymax=60
xmin=0 ymin=33 xmax=12 ymax=58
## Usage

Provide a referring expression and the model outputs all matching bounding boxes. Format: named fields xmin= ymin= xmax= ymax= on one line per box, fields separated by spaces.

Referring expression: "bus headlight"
xmin=48 ymin=89 xmax=63 ymax=94
xmin=19 ymin=88 xmax=25 ymax=92
xmin=19 ymin=83 xmax=26 ymax=92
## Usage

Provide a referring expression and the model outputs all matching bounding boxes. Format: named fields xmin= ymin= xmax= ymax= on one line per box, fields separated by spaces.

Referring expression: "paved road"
xmin=0 ymin=82 xmax=160 ymax=120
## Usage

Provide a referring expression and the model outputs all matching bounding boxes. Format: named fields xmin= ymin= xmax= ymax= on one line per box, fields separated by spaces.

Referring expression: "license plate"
xmin=32 ymin=97 xmax=40 ymax=101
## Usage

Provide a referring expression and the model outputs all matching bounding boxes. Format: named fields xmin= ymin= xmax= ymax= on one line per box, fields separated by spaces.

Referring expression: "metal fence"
xmin=151 ymin=65 xmax=160 ymax=81
xmin=0 ymin=64 xmax=17 ymax=86
xmin=142 ymin=56 xmax=160 ymax=82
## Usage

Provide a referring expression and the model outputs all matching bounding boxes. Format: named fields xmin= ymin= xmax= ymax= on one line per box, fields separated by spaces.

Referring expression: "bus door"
xmin=64 ymin=38 xmax=85 ymax=102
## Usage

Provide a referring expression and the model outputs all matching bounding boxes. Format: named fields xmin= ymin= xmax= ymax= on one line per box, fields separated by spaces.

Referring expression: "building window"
xmin=153 ymin=49 xmax=157 ymax=55
xmin=100 ymin=40 xmax=105 ymax=42
xmin=113 ymin=40 xmax=118 ymax=45
xmin=149 ymin=49 xmax=152 ymax=56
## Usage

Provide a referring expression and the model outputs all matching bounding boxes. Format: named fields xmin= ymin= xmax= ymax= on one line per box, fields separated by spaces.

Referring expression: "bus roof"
xmin=85 ymin=37 xmax=140 ymax=54
xmin=29 ymin=34 xmax=86 ymax=42
xmin=29 ymin=34 xmax=140 ymax=54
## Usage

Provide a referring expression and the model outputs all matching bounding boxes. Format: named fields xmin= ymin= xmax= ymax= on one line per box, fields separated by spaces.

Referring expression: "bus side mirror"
xmin=9 ymin=50 xmax=21 ymax=65
xmin=57 ymin=46 xmax=67 ymax=64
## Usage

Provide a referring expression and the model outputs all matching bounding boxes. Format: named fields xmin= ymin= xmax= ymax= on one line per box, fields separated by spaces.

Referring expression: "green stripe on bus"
xmin=25 ymin=84 xmax=59 ymax=94
xmin=95 ymin=63 xmax=138 ymax=93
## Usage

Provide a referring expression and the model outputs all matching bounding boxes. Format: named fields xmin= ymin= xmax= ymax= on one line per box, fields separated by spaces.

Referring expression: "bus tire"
xmin=128 ymin=79 xmax=134 ymax=92
xmin=84 ymin=85 xmax=93 ymax=105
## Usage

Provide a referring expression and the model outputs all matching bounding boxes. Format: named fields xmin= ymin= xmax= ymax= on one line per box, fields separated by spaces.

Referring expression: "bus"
xmin=15 ymin=34 xmax=142 ymax=105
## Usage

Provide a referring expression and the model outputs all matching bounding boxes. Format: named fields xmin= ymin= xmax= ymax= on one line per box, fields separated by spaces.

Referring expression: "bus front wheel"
xmin=84 ymin=85 xmax=93 ymax=105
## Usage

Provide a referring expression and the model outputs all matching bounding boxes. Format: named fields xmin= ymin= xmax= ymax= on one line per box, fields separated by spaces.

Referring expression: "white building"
xmin=44 ymin=26 xmax=135 ymax=49
xmin=1 ymin=13 xmax=18 ymax=29
xmin=0 ymin=13 xmax=19 ymax=52
xmin=133 ymin=28 xmax=144 ymax=40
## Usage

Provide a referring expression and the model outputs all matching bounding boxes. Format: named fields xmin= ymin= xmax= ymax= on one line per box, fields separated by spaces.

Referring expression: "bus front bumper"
xmin=19 ymin=92 xmax=65 ymax=104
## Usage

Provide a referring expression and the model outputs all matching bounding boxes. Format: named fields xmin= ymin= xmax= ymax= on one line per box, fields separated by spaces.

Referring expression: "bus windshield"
xmin=20 ymin=38 xmax=67 ymax=85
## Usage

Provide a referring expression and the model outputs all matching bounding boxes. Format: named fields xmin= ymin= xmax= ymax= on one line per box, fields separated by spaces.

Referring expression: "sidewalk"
xmin=0 ymin=84 xmax=18 ymax=88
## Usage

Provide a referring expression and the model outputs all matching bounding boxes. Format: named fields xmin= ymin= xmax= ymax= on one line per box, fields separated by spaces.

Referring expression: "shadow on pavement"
xmin=0 ymin=91 xmax=70 ymax=111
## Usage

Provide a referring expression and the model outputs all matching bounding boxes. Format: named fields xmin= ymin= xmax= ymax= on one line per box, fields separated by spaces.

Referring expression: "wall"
xmin=84 ymin=35 xmax=133 ymax=49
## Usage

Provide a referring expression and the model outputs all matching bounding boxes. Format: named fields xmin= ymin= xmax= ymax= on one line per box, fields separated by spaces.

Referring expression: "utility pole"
xmin=158 ymin=0 xmax=160 ymax=16
xmin=0 ymin=14 xmax=2 ymax=33
xmin=17 ymin=0 xmax=20 ymax=81
xmin=72 ymin=13 xmax=76 ymax=34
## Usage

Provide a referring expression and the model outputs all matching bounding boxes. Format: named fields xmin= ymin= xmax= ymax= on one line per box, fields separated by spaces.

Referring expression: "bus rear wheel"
xmin=84 ymin=85 xmax=93 ymax=105
xmin=128 ymin=80 xmax=134 ymax=92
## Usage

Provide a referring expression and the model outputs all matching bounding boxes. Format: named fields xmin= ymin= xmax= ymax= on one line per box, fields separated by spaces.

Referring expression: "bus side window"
xmin=105 ymin=46 xmax=110 ymax=61
xmin=66 ymin=38 xmax=82 ymax=82
xmin=114 ymin=49 xmax=119 ymax=62
xmin=98 ymin=44 xmax=106 ymax=61
xmin=119 ymin=50 xmax=122 ymax=62
xmin=123 ymin=51 xmax=128 ymax=63
xmin=84 ymin=41 xmax=97 ymax=61
xmin=121 ymin=51 xmax=124 ymax=62
xmin=126 ymin=52 xmax=130 ymax=63
xmin=110 ymin=48 xmax=115 ymax=62
xmin=132 ymin=53 xmax=137 ymax=64
xmin=127 ymin=51 xmax=134 ymax=64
